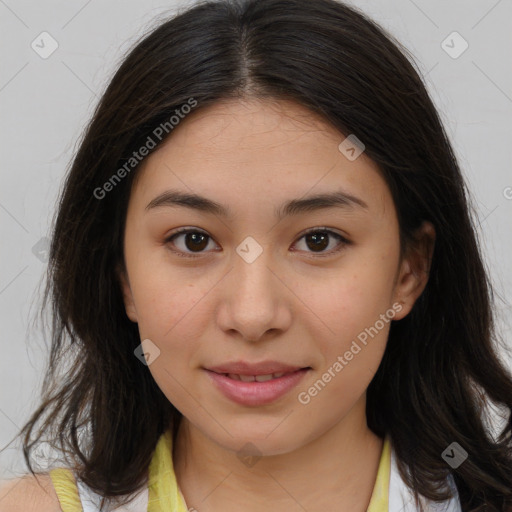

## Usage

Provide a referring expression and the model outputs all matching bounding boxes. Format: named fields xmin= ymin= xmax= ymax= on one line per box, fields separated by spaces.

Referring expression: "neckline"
xmin=147 ymin=429 xmax=391 ymax=512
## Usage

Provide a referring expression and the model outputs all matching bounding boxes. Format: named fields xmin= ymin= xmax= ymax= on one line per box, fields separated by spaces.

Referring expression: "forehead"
xmin=131 ymin=98 xmax=392 ymax=219
xmin=148 ymin=98 xmax=349 ymax=163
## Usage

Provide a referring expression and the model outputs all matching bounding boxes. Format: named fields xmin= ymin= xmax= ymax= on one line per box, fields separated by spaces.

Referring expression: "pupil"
xmin=307 ymin=232 xmax=328 ymax=252
xmin=186 ymin=233 xmax=208 ymax=251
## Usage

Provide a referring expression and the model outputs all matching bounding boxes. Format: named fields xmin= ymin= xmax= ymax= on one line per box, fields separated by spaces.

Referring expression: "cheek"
xmin=306 ymin=254 xmax=397 ymax=343
xmin=296 ymin=271 xmax=394 ymax=417
xmin=130 ymin=272 xmax=211 ymax=411
xmin=126 ymin=258 xmax=213 ymax=387
xmin=311 ymin=282 xmax=392 ymax=383
xmin=297 ymin=245 xmax=398 ymax=404
xmin=128 ymin=246 xmax=209 ymax=336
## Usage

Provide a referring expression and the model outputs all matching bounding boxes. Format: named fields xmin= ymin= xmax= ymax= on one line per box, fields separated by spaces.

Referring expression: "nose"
xmin=215 ymin=248 xmax=293 ymax=343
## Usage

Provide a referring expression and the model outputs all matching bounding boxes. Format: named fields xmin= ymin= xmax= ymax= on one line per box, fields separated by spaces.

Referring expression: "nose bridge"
xmin=217 ymin=234 xmax=290 ymax=340
xmin=232 ymin=234 xmax=278 ymax=303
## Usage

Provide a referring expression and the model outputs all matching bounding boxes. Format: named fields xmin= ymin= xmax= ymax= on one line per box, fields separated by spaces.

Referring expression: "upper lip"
xmin=205 ymin=361 xmax=309 ymax=376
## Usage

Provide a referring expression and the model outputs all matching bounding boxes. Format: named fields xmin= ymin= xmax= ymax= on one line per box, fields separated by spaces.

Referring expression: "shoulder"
xmin=0 ymin=473 xmax=62 ymax=512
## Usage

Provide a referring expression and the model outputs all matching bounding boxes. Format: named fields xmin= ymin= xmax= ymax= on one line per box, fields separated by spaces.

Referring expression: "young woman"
xmin=1 ymin=0 xmax=511 ymax=510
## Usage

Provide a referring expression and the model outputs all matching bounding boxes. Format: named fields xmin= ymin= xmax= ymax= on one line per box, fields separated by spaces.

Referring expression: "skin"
xmin=119 ymin=97 xmax=434 ymax=512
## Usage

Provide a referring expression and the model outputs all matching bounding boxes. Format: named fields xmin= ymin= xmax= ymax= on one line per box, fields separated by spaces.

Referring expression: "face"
xmin=119 ymin=98 xmax=432 ymax=455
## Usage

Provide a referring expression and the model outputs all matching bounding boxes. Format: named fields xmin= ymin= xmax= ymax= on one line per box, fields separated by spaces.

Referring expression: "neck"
xmin=172 ymin=396 xmax=384 ymax=512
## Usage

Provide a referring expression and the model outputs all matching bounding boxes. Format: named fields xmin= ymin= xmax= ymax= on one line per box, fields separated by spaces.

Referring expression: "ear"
xmin=392 ymin=221 xmax=435 ymax=321
xmin=116 ymin=263 xmax=138 ymax=323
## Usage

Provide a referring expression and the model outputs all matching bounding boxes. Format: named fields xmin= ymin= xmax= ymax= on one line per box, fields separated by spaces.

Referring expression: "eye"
xmin=164 ymin=227 xmax=350 ymax=259
xmin=292 ymin=227 xmax=350 ymax=257
xmin=165 ymin=228 xmax=218 ymax=258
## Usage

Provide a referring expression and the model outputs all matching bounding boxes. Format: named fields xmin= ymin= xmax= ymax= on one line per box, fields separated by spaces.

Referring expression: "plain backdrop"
xmin=1 ymin=0 xmax=511 ymax=481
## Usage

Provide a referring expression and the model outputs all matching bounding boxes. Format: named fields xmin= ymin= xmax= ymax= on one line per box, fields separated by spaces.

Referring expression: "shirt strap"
xmin=367 ymin=435 xmax=391 ymax=512
xmin=147 ymin=429 xmax=189 ymax=512
xmin=49 ymin=467 xmax=83 ymax=512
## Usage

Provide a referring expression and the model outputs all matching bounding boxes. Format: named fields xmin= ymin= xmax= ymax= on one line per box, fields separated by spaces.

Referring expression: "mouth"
xmin=204 ymin=364 xmax=312 ymax=406
xmin=205 ymin=360 xmax=311 ymax=376
xmin=211 ymin=370 xmax=307 ymax=382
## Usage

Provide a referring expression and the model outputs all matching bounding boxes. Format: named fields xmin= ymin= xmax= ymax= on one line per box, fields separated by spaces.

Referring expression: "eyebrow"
xmin=145 ymin=188 xmax=368 ymax=220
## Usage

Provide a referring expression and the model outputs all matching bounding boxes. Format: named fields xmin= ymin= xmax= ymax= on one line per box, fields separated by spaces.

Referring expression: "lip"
xmin=204 ymin=365 xmax=311 ymax=406
xmin=206 ymin=360 xmax=307 ymax=376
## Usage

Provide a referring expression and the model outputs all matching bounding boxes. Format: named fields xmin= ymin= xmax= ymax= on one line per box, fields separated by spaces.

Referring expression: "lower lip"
xmin=204 ymin=368 xmax=310 ymax=406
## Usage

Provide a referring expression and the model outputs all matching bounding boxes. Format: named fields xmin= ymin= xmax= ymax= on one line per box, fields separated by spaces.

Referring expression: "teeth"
xmin=255 ymin=374 xmax=274 ymax=382
xmin=239 ymin=374 xmax=256 ymax=382
xmin=225 ymin=372 xmax=289 ymax=381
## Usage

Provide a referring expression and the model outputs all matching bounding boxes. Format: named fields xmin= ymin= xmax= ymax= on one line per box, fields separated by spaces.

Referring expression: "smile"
xmin=205 ymin=368 xmax=311 ymax=406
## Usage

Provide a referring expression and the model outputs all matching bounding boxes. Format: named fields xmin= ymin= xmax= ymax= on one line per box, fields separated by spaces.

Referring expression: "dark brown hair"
xmin=11 ymin=0 xmax=512 ymax=510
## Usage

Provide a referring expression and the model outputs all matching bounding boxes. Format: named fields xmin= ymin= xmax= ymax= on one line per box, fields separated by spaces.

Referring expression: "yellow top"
xmin=49 ymin=430 xmax=391 ymax=512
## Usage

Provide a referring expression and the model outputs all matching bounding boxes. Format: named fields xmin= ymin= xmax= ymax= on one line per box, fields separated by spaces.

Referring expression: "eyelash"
xmin=164 ymin=227 xmax=351 ymax=259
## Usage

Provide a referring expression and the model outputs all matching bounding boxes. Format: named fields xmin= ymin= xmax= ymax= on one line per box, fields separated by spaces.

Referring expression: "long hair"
xmin=15 ymin=0 xmax=512 ymax=510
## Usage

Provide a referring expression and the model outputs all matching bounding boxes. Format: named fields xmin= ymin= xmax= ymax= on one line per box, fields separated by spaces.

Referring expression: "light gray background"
xmin=1 ymin=0 xmax=511 ymax=481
